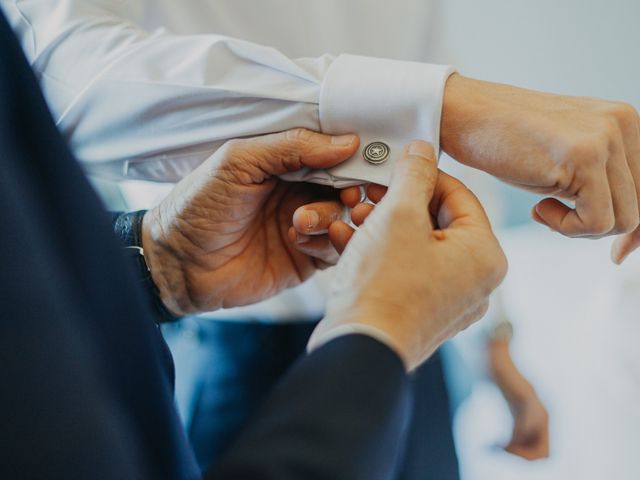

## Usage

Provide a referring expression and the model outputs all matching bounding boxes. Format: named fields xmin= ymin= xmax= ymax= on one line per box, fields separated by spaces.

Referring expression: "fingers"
xmin=430 ymin=170 xmax=493 ymax=232
xmin=339 ymin=184 xmax=386 ymax=230
xmin=534 ymin=159 xmax=614 ymax=237
xmin=340 ymin=186 xmax=363 ymax=208
xmin=328 ymin=221 xmax=356 ymax=254
xmin=351 ymin=203 xmax=374 ymax=226
xmin=618 ymin=105 xmax=640 ymax=226
xmin=607 ymin=148 xmax=639 ymax=234
xmin=601 ymin=135 xmax=639 ymax=235
xmin=288 ymin=227 xmax=339 ymax=266
xmin=386 ymin=141 xmax=438 ymax=212
xmin=611 ymin=226 xmax=640 ymax=264
xmin=534 ymin=109 xmax=640 ymax=251
xmin=340 ymin=184 xmax=387 ymax=208
xmin=222 ymin=128 xmax=360 ymax=180
xmin=613 ymin=112 xmax=640 ymax=262
xmin=349 ymin=152 xmax=494 ymax=234
xmin=366 ymin=184 xmax=388 ymax=203
xmin=292 ymin=200 xmax=344 ymax=235
xmin=289 ymin=217 xmax=356 ymax=259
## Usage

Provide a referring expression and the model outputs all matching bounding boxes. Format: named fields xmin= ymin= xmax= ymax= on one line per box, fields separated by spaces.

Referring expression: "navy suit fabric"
xmin=165 ymin=319 xmax=461 ymax=480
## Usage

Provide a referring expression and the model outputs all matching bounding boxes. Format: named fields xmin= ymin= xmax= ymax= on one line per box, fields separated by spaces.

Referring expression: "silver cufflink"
xmin=363 ymin=141 xmax=390 ymax=165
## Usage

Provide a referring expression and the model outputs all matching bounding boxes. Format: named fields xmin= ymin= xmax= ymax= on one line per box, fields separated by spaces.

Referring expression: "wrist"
xmin=140 ymin=208 xmax=191 ymax=317
xmin=441 ymin=74 xmax=512 ymax=165
xmin=441 ymin=74 xmax=475 ymax=157
xmin=313 ymin=305 xmax=443 ymax=372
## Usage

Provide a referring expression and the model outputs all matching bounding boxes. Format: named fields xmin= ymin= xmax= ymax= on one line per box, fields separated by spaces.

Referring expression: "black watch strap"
xmin=113 ymin=210 xmax=179 ymax=324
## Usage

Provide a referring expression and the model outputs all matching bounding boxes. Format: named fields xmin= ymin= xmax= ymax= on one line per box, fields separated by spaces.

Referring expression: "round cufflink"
xmin=363 ymin=141 xmax=390 ymax=165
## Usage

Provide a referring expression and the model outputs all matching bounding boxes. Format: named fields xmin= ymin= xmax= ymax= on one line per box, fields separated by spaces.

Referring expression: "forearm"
xmin=440 ymin=73 xmax=510 ymax=165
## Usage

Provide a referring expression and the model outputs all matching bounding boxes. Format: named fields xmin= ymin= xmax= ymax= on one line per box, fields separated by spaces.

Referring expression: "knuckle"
xmin=217 ymin=138 xmax=270 ymax=181
xmin=285 ymin=127 xmax=314 ymax=143
xmin=588 ymin=216 xmax=615 ymax=235
xmin=601 ymin=116 xmax=620 ymax=139
xmin=219 ymin=138 xmax=246 ymax=157
xmin=560 ymin=139 xmax=603 ymax=167
xmin=610 ymin=102 xmax=639 ymax=125
xmin=272 ymin=144 xmax=305 ymax=172
xmin=615 ymin=216 xmax=640 ymax=235
xmin=547 ymin=161 xmax=575 ymax=191
xmin=406 ymin=140 xmax=436 ymax=159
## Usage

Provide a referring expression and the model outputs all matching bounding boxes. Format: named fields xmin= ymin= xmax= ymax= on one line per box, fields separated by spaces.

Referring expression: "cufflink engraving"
xmin=363 ymin=142 xmax=390 ymax=165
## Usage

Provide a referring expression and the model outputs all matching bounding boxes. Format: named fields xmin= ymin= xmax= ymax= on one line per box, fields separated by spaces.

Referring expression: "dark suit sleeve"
xmin=0 ymin=9 xmax=413 ymax=479
xmin=206 ymin=334 xmax=413 ymax=480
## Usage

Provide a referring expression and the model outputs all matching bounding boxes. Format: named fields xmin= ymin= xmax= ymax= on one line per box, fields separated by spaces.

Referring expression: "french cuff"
xmin=307 ymin=323 xmax=409 ymax=372
xmin=282 ymin=54 xmax=456 ymax=187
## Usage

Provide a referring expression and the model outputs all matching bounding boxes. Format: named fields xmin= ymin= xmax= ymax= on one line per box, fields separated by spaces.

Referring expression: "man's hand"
xmin=141 ymin=129 xmax=359 ymax=316
xmin=441 ymin=74 xmax=640 ymax=262
xmin=307 ymin=141 xmax=508 ymax=371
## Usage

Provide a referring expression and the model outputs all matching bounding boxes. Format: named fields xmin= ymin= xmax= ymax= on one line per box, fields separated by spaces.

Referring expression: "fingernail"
xmin=306 ymin=211 xmax=320 ymax=230
xmin=332 ymin=134 xmax=356 ymax=146
xmin=407 ymin=141 xmax=434 ymax=159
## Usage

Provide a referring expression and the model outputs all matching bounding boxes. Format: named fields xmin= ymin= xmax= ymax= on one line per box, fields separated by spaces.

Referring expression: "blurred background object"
xmin=454 ymin=227 xmax=640 ymax=480
xmin=430 ymin=2 xmax=640 ymax=478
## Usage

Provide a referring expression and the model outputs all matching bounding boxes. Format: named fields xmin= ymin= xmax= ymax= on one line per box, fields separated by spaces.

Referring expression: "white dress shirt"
xmin=1 ymin=0 xmax=453 ymax=187
xmin=1 ymin=0 xmax=455 ymax=321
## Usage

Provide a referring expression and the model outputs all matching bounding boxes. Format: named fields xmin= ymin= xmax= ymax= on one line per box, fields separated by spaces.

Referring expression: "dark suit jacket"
xmin=0 ymin=11 xmax=412 ymax=480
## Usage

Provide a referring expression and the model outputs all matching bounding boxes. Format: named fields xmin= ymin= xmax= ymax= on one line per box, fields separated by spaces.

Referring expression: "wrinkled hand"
xmin=141 ymin=129 xmax=359 ymax=316
xmin=441 ymin=74 xmax=640 ymax=263
xmin=307 ymin=141 xmax=508 ymax=371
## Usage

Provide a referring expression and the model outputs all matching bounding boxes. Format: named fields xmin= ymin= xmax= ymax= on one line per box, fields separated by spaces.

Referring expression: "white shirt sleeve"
xmin=2 ymin=0 xmax=455 ymax=186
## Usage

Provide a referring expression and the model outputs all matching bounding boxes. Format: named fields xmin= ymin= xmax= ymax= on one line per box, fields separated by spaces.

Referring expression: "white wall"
xmin=429 ymin=0 xmax=640 ymax=106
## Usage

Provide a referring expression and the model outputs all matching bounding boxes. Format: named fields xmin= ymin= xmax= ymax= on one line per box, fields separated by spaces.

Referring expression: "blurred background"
xmin=88 ymin=1 xmax=640 ymax=478
xmin=430 ymin=2 xmax=640 ymax=479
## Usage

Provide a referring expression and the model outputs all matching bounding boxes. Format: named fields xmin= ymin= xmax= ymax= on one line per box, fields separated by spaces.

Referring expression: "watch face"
xmin=363 ymin=141 xmax=390 ymax=165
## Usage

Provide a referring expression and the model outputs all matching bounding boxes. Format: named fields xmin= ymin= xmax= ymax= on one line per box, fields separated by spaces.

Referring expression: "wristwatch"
xmin=114 ymin=210 xmax=179 ymax=324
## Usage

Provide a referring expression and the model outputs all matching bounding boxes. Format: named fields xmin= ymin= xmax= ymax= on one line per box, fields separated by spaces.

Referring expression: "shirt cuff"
xmin=283 ymin=55 xmax=456 ymax=187
xmin=307 ymin=323 xmax=409 ymax=372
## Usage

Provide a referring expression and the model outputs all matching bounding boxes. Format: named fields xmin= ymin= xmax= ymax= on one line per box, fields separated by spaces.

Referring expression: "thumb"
xmin=386 ymin=140 xmax=438 ymax=209
xmin=224 ymin=128 xmax=359 ymax=179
